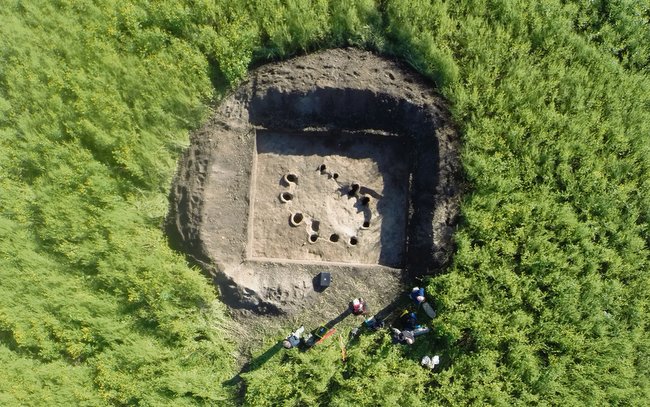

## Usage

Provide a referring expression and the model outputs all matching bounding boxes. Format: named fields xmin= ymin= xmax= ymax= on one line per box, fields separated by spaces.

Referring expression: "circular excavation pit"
xmin=279 ymin=192 xmax=293 ymax=203
xmin=289 ymin=212 xmax=304 ymax=227
xmin=167 ymin=48 xmax=461 ymax=315
xmin=283 ymin=173 xmax=298 ymax=185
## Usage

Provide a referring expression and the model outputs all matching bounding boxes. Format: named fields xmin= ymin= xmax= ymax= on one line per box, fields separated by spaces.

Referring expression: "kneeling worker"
xmin=391 ymin=328 xmax=415 ymax=345
xmin=283 ymin=326 xmax=305 ymax=349
xmin=351 ymin=298 xmax=368 ymax=315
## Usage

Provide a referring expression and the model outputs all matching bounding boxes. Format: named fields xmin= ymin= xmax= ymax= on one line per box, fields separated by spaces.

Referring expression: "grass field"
xmin=1 ymin=0 xmax=648 ymax=405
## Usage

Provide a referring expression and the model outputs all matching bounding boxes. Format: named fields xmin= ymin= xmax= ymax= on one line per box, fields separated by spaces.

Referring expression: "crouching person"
xmin=391 ymin=328 xmax=415 ymax=345
xmin=351 ymin=298 xmax=368 ymax=315
xmin=283 ymin=326 xmax=305 ymax=349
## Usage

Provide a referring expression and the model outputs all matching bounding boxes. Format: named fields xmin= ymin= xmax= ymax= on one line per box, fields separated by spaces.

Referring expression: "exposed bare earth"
xmin=166 ymin=48 xmax=461 ymax=322
xmin=252 ymin=130 xmax=409 ymax=267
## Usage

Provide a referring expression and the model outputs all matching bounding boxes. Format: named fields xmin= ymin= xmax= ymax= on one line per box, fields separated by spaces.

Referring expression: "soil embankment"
xmin=167 ymin=48 xmax=461 ymax=320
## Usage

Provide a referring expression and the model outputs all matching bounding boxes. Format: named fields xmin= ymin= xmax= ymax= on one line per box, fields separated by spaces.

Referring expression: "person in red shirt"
xmin=351 ymin=298 xmax=368 ymax=315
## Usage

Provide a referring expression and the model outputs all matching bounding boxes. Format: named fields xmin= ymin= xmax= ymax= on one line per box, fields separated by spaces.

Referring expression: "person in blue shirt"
xmin=410 ymin=287 xmax=425 ymax=305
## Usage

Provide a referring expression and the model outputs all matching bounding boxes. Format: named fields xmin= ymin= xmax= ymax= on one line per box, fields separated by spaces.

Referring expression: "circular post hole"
xmin=348 ymin=183 xmax=360 ymax=197
xmin=279 ymin=192 xmax=293 ymax=203
xmin=360 ymin=196 xmax=370 ymax=206
xmin=329 ymin=233 xmax=340 ymax=242
xmin=309 ymin=234 xmax=319 ymax=243
xmin=362 ymin=221 xmax=370 ymax=229
xmin=290 ymin=212 xmax=304 ymax=226
xmin=349 ymin=237 xmax=358 ymax=246
xmin=284 ymin=173 xmax=298 ymax=184
xmin=319 ymin=164 xmax=327 ymax=173
xmin=332 ymin=173 xmax=339 ymax=180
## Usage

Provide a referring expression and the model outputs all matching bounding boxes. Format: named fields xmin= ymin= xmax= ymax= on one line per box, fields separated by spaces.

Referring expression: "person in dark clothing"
xmin=364 ymin=316 xmax=384 ymax=331
xmin=391 ymin=328 xmax=415 ymax=345
xmin=399 ymin=310 xmax=418 ymax=330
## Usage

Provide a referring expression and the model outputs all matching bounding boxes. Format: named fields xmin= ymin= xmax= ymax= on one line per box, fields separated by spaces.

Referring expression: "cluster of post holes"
xmin=278 ymin=164 xmax=372 ymax=247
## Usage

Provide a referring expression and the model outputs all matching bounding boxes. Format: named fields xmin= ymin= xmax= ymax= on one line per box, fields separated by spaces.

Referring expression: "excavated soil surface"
xmin=251 ymin=130 xmax=409 ymax=267
xmin=167 ymin=48 xmax=461 ymax=320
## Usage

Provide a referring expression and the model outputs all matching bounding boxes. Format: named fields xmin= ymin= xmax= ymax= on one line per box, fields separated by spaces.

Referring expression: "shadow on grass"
xmin=222 ymin=340 xmax=284 ymax=403
xmin=323 ymin=307 xmax=352 ymax=329
xmin=224 ymin=342 xmax=282 ymax=385
xmin=222 ymin=305 xmax=354 ymax=394
xmin=223 ymin=294 xmax=443 ymax=404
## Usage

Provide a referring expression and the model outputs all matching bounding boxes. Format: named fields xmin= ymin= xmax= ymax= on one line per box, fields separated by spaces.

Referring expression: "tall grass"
xmin=1 ymin=0 xmax=648 ymax=405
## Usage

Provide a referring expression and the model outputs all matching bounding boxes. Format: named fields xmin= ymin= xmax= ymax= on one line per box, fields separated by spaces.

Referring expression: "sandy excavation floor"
xmin=250 ymin=131 xmax=409 ymax=267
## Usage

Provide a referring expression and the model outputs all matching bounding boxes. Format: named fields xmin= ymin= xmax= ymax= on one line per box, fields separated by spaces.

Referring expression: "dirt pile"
xmin=166 ymin=48 xmax=461 ymax=317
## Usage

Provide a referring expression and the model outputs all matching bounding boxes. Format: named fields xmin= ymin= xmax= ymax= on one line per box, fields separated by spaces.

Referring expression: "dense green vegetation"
xmin=1 ymin=0 xmax=648 ymax=405
xmin=0 ymin=1 xmax=235 ymax=404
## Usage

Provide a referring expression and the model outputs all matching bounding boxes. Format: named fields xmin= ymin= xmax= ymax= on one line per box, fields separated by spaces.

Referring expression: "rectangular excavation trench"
xmin=248 ymin=130 xmax=410 ymax=267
